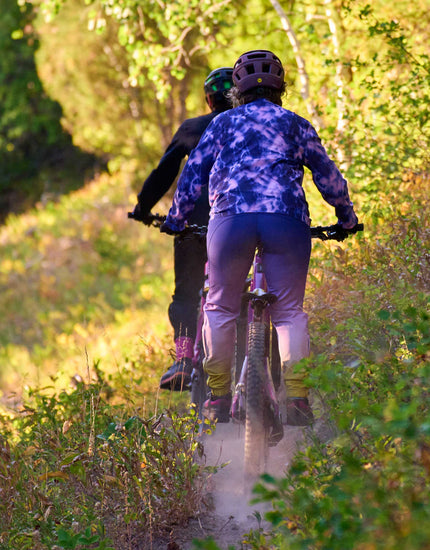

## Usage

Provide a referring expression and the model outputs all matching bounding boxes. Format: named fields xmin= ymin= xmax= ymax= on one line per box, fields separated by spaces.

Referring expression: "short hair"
xmin=207 ymin=91 xmax=232 ymax=112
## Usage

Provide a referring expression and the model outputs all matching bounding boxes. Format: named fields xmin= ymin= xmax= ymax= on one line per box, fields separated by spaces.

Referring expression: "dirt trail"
xmin=151 ymin=421 xmax=309 ymax=550
xmin=202 ymin=421 xmax=306 ymax=515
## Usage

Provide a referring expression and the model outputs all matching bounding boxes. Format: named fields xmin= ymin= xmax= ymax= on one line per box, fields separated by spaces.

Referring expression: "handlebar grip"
xmin=351 ymin=223 xmax=364 ymax=233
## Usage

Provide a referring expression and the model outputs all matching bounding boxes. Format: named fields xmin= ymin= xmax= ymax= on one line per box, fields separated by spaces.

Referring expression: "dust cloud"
xmin=200 ymin=420 xmax=306 ymax=532
xmin=149 ymin=418 xmax=316 ymax=549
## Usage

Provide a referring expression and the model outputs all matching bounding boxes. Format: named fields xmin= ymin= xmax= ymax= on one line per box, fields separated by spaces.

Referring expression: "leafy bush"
xmin=0 ymin=372 xmax=213 ymax=549
xmin=237 ymin=303 xmax=429 ymax=550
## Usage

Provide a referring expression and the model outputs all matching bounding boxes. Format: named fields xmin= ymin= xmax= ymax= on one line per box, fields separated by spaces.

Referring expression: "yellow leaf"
xmin=104 ymin=475 xmax=121 ymax=485
xmin=38 ymin=471 xmax=69 ymax=481
xmin=23 ymin=445 xmax=38 ymax=456
xmin=73 ymin=324 xmax=89 ymax=338
xmin=62 ymin=420 xmax=72 ymax=435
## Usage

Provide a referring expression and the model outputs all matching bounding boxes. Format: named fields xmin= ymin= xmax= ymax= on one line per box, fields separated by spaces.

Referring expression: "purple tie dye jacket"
xmin=165 ymin=99 xmax=357 ymax=231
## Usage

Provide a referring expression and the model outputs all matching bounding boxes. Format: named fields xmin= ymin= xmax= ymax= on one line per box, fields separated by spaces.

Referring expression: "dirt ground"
xmin=149 ymin=418 xmax=320 ymax=550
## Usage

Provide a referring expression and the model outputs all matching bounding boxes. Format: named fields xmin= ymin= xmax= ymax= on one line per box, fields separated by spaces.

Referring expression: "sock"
xmin=175 ymin=336 xmax=194 ymax=360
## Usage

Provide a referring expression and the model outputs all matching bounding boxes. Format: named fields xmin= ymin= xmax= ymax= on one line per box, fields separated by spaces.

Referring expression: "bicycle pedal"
xmin=268 ymin=425 xmax=284 ymax=447
xmin=231 ymin=392 xmax=246 ymax=422
xmin=231 ymin=409 xmax=246 ymax=423
xmin=268 ymin=408 xmax=284 ymax=446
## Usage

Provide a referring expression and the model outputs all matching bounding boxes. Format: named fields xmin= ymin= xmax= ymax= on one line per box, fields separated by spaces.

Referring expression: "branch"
xmin=324 ymin=0 xmax=346 ymax=136
xmin=269 ymin=0 xmax=324 ymax=130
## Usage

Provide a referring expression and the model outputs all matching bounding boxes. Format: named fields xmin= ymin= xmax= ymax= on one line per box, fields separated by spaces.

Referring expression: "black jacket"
xmin=137 ymin=110 xmax=222 ymax=226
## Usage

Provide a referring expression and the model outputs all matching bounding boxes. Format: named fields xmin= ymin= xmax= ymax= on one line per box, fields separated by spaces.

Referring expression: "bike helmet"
xmin=232 ymin=50 xmax=284 ymax=93
xmin=204 ymin=67 xmax=234 ymax=97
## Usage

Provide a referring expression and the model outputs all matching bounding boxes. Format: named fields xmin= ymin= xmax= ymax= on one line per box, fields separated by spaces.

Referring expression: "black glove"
xmin=131 ymin=203 xmax=153 ymax=225
xmin=327 ymin=224 xmax=350 ymax=241
xmin=159 ymin=222 xmax=176 ymax=235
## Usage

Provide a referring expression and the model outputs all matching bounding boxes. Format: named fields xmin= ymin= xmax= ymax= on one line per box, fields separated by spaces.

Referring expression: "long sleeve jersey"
xmin=165 ymin=99 xmax=358 ymax=231
xmin=137 ymin=110 xmax=223 ymax=225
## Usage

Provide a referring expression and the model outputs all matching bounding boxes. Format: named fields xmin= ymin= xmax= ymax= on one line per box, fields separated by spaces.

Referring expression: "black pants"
xmin=168 ymin=233 xmax=207 ymax=340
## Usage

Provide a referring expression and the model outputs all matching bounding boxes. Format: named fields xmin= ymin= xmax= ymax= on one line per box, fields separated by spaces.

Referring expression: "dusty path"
xmin=201 ymin=421 xmax=306 ymax=517
xmin=150 ymin=420 xmax=310 ymax=550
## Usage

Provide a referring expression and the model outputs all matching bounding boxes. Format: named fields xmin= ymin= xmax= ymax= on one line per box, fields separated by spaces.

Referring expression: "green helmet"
xmin=204 ymin=67 xmax=234 ymax=97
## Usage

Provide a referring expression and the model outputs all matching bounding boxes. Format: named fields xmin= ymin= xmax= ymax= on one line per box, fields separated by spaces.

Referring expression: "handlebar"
xmin=128 ymin=211 xmax=166 ymax=227
xmin=128 ymin=211 xmax=207 ymax=238
xmin=128 ymin=212 xmax=363 ymax=241
xmin=311 ymin=223 xmax=364 ymax=241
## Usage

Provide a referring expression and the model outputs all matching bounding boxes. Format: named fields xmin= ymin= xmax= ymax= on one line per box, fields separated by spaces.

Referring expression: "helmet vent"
xmin=204 ymin=67 xmax=234 ymax=96
xmin=245 ymin=65 xmax=256 ymax=75
xmin=248 ymin=53 xmax=266 ymax=60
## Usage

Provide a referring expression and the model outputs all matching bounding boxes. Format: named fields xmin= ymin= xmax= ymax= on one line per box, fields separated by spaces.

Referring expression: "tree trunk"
xmin=269 ymin=0 xmax=324 ymax=130
xmin=324 ymin=0 xmax=347 ymax=165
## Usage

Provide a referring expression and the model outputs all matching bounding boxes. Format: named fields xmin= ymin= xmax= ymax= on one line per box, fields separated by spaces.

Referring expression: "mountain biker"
xmin=161 ymin=50 xmax=359 ymax=425
xmin=131 ymin=68 xmax=233 ymax=391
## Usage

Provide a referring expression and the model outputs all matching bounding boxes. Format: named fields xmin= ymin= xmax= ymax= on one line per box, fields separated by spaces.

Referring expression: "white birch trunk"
xmin=269 ymin=0 xmax=324 ymax=131
xmin=324 ymin=0 xmax=347 ymax=145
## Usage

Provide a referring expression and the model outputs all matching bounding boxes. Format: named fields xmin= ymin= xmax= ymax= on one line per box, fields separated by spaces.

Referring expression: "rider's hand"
xmin=328 ymin=224 xmax=350 ymax=241
xmin=131 ymin=203 xmax=153 ymax=225
xmin=159 ymin=222 xmax=176 ymax=235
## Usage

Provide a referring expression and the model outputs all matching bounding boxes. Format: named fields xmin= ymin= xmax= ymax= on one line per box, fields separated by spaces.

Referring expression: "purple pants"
xmin=202 ymin=213 xmax=312 ymax=396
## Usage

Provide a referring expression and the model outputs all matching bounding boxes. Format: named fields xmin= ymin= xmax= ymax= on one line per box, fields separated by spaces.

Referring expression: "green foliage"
xmin=56 ymin=526 xmax=113 ymax=549
xmin=34 ymin=0 xmax=156 ymax=161
xmin=0 ymin=372 xmax=213 ymax=549
xmin=320 ymin=3 xmax=430 ymax=215
xmin=238 ymin=302 xmax=430 ymax=550
xmin=39 ymin=0 xmax=237 ymax=101
xmin=0 ymin=171 xmax=179 ymax=406
xmin=0 ymin=0 xmax=98 ymax=220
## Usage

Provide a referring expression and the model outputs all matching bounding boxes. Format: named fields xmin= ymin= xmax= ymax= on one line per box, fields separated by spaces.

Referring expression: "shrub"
xmin=0 ymin=372 xmax=213 ymax=549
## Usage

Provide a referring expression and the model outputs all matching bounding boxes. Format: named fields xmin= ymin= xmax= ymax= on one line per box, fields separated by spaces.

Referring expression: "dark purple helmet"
xmin=232 ymin=50 xmax=284 ymax=93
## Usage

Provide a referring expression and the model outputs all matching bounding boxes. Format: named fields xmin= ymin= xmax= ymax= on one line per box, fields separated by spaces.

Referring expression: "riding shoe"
xmin=159 ymin=358 xmax=193 ymax=391
xmin=286 ymin=397 xmax=314 ymax=426
xmin=203 ymin=392 xmax=232 ymax=423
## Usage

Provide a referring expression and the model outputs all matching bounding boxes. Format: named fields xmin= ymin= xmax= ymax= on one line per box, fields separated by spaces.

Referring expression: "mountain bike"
xmin=230 ymin=222 xmax=364 ymax=479
xmin=129 ymin=211 xmax=363 ymax=478
xmin=128 ymin=211 xmax=208 ymax=417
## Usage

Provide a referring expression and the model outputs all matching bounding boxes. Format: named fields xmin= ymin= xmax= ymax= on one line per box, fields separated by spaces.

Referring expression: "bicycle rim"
xmin=244 ymin=321 xmax=269 ymax=480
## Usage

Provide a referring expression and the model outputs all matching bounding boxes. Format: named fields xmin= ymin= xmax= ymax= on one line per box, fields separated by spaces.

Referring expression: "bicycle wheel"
xmin=244 ymin=320 xmax=269 ymax=479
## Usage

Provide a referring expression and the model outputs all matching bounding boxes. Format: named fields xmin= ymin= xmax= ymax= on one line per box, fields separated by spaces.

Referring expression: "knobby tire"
xmin=244 ymin=320 xmax=269 ymax=480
